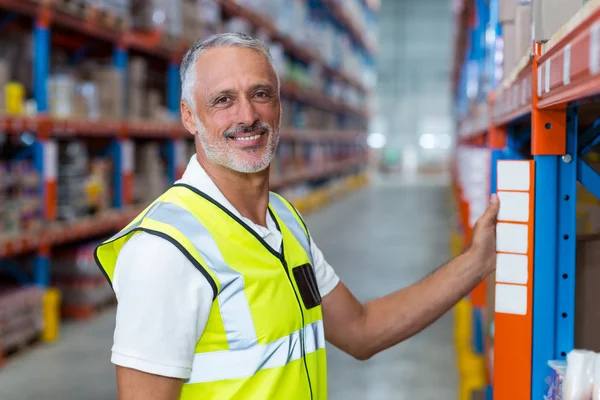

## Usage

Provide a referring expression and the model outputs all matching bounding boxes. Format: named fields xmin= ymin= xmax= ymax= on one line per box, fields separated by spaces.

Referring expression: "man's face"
xmin=187 ymin=47 xmax=281 ymax=173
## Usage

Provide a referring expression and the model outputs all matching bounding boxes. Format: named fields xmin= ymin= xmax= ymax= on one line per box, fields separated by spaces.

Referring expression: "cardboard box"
xmin=515 ymin=2 xmax=532 ymax=61
xmin=129 ymin=57 xmax=147 ymax=85
xmin=532 ymin=0 xmax=584 ymax=42
xmin=129 ymin=86 xmax=146 ymax=119
xmin=500 ymin=0 xmax=518 ymax=22
xmin=502 ymin=22 xmax=517 ymax=77
xmin=575 ymin=234 xmax=600 ymax=351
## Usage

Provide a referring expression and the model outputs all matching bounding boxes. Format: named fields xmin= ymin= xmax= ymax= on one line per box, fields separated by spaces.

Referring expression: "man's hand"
xmin=469 ymin=193 xmax=500 ymax=279
xmin=322 ymin=196 xmax=500 ymax=360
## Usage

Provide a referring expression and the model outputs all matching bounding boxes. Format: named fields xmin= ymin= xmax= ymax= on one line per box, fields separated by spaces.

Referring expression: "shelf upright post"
xmin=112 ymin=45 xmax=132 ymax=208
xmin=531 ymin=42 xmax=568 ymax=400
xmin=32 ymin=7 xmax=54 ymax=287
xmin=556 ymin=105 xmax=578 ymax=360
xmin=166 ymin=61 xmax=185 ymax=182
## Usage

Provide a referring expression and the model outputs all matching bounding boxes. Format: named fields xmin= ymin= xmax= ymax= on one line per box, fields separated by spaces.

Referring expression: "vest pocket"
xmin=292 ymin=264 xmax=322 ymax=309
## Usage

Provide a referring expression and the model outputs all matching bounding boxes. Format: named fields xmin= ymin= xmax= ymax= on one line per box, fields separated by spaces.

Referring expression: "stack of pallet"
xmin=51 ymin=242 xmax=114 ymax=320
xmin=0 ymin=286 xmax=45 ymax=354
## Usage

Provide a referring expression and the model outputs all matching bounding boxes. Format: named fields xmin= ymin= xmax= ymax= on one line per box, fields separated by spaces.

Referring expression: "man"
xmin=95 ymin=33 xmax=499 ymax=400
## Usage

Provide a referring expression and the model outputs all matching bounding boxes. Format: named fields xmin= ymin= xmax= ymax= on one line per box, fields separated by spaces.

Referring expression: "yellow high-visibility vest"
xmin=95 ymin=184 xmax=328 ymax=399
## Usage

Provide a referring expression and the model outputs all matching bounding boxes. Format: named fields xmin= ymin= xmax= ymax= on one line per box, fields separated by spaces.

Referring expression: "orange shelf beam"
xmin=0 ymin=206 xmax=143 ymax=259
xmin=0 ymin=115 xmax=362 ymax=143
xmin=537 ymin=6 xmax=600 ymax=108
xmin=492 ymin=61 xmax=533 ymax=127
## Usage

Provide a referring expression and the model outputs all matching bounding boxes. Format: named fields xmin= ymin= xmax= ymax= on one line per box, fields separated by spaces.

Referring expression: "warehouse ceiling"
xmin=376 ymin=0 xmax=453 ymax=157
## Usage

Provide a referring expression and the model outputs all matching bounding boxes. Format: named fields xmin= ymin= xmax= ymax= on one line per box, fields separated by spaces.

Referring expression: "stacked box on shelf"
xmin=51 ymin=242 xmax=114 ymax=317
xmin=130 ymin=0 xmax=183 ymax=39
xmin=99 ymin=0 xmax=132 ymax=29
xmin=57 ymin=141 xmax=112 ymax=222
xmin=0 ymin=286 xmax=45 ymax=352
xmin=128 ymin=57 xmax=148 ymax=120
xmin=0 ymin=160 xmax=42 ymax=236
xmin=575 ymin=233 xmax=600 ymax=352
xmin=134 ymin=142 xmax=168 ymax=205
xmin=532 ymin=0 xmax=587 ymax=42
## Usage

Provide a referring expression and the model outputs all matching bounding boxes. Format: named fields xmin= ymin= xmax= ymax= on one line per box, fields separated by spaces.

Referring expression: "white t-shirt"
xmin=110 ymin=156 xmax=340 ymax=379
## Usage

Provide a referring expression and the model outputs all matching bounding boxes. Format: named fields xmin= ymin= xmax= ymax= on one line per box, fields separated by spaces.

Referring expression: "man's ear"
xmin=181 ymin=101 xmax=197 ymax=135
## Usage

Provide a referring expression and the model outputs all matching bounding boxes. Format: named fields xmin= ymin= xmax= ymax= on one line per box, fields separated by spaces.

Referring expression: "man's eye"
xmin=255 ymin=91 xmax=268 ymax=98
xmin=217 ymin=97 xmax=230 ymax=104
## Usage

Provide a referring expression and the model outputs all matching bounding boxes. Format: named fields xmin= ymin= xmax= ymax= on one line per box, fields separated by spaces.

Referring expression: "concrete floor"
xmin=0 ymin=174 xmax=457 ymax=399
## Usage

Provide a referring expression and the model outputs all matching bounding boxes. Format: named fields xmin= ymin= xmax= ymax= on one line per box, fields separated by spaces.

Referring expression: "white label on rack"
xmin=522 ymin=78 xmax=527 ymax=105
xmin=122 ymin=140 xmax=134 ymax=173
xmin=498 ymin=191 xmax=530 ymax=222
xmin=497 ymin=160 xmax=530 ymax=191
xmin=175 ymin=139 xmax=186 ymax=168
xmin=496 ymin=253 xmax=528 ymax=285
xmin=44 ymin=140 xmax=58 ymax=180
xmin=537 ymin=66 xmax=543 ymax=97
xmin=591 ymin=23 xmax=600 ymax=75
xmin=496 ymin=223 xmax=529 ymax=254
xmin=545 ymin=61 xmax=551 ymax=93
xmin=563 ymin=44 xmax=571 ymax=85
xmin=495 ymin=283 xmax=527 ymax=315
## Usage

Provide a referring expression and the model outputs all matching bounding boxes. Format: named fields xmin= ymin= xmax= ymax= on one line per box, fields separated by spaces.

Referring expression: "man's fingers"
xmin=480 ymin=194 xmax=500 ymax=224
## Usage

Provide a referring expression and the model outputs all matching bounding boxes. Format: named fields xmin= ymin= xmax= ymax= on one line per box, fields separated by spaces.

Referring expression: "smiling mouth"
xmin=231 ymin=133 xmax=263 ymax=141
xmin=227 ymin=129 xmax=267 ymax=141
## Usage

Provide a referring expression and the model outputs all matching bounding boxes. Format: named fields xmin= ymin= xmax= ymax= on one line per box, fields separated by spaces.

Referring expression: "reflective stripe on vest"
xmin=269 ymin=193 xmax=313 ymax=266
xmin=186 ymin=320 xmax=325 ymax=384
xmin=147 ymin=201 xmax=258 ymax=351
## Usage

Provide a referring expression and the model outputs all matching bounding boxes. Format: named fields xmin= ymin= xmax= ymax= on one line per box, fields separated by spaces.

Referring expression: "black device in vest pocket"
xmin=292 ymin=264 xmax=322 ymax=310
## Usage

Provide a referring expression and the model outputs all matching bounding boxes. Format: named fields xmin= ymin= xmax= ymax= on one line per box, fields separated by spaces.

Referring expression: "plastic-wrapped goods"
xmin=0 ymin=286 xmax=45 ymax=351
xmin=564 ymin=350 xmax=596 ymax=400
xmin=48 ymin=74 xmax=76 ymax=119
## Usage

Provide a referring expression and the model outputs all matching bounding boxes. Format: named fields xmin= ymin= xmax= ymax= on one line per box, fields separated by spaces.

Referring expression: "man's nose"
xmin=237 ymin=97 xmax=259 ymax=127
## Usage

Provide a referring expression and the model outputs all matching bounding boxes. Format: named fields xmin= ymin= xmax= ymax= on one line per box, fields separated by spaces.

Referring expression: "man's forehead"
xmin=194 ymin=47 xmax=275 ymax=89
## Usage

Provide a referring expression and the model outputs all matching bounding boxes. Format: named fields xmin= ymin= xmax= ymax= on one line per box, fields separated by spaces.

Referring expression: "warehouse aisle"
xmin=0 ymin=174 xmax=457 ymax=400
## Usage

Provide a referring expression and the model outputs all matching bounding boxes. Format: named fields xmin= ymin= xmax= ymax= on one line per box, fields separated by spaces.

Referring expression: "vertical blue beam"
xmin=556 ymin=106 xmax=578 ymax=359
xmin=111 ymin=46 xmax=128 ymax=208
xmin=532 ymin=156 xmax=559 ymax=400
xmin=34 ymin=22 xmax=50 ymax=113
xmin=167 ymin=62 xmax=180 ymax=118
xmin=113 ymin=46 xmax=128 ymax=118
xmin=111 ymin=140 xmax=123 ymax=209
xmin=166 ymin=62 xmax=181 ymax=182
xmin=33 ymin=20 xmax=51 ymax=287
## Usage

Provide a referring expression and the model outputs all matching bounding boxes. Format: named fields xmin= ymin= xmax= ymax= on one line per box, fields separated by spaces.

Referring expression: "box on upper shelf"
xmin=532 ymin=0 xmax=586 ymax=42
xmin=515 ymin=1 xmax=532 ymax=61
xmin=501 ymin=22 xmax=517 ymax=77
xmin=500 ymin=0 xmax=519 ymax=23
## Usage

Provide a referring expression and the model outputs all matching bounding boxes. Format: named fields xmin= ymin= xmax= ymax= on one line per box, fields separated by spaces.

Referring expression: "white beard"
xmin=194 ymin=118 xmax=280 ymax=174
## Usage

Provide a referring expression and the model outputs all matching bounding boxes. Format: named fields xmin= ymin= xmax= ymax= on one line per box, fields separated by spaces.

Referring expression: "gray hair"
xmin=180 ymin=32 xmax=279 ymax=108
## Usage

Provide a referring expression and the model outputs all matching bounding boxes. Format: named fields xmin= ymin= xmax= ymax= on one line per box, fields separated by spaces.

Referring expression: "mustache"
xmin=223 ymin=122 xmax=271 ymax=138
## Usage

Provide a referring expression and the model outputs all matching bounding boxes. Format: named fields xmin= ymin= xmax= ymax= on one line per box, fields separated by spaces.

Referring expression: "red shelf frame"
xmin=0 ymin=115 xmax=363 ymax=143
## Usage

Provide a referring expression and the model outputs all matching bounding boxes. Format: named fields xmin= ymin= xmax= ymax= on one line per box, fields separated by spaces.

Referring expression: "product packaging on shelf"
xmin=134 ymin=142 xmax=168 ymax=204
xmin=515 ymin=1 xmax=532 ymax=62
xmin=51 ymin=242 xmax=114 ymax=310
xmin=501 ymin=22 xmax=517 ymax=79
xmin=0 ymin=286 xmax=45 ymax=352
xmin=532 ymin=0 xmax=585 ymax=42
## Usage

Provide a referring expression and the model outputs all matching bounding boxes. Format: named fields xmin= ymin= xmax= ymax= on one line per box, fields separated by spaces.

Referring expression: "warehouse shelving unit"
xmin=0 ymin=0 xmax=372 ymax=294
xmin=453 ymin=1 xmax=600 ymax=399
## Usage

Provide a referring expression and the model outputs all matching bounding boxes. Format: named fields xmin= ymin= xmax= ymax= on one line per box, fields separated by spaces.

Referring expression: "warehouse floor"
xmin=0 ymin=173 xmax=457 ymax=400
